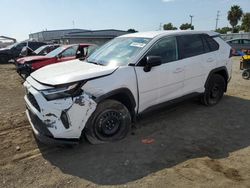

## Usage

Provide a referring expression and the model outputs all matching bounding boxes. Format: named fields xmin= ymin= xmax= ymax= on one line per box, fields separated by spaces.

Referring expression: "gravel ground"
xmin=0 ymin=57 xmax=249 ymax=188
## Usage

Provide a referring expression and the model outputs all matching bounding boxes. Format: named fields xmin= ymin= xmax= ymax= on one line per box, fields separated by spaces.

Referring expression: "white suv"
xmin=24 ymin=31 xmax=232 ymax=144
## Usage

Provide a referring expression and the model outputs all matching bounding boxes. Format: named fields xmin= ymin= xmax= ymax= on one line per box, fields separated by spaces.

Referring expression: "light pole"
xmin=215 ymin=11 xmax=220 ymax=30
xmin=190 ymin=15 xmax=194 ymax=30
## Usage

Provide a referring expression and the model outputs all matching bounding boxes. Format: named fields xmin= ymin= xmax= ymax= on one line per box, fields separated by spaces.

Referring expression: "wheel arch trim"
xmin=205 ymin=66 xmax=229 ymax=91
xmin=94 ymin=88 xmax=137 ymax=120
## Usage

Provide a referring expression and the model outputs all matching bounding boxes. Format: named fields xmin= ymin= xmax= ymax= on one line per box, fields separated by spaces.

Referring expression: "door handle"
xmin=207 ymin=58 xmax=214 ymax=63
xmin=173 ymin=68 xmax=184 ymax=73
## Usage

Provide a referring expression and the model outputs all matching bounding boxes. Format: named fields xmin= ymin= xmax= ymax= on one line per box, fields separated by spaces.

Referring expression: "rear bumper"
xmin=26 ymin=109 xmax=79 ymax=145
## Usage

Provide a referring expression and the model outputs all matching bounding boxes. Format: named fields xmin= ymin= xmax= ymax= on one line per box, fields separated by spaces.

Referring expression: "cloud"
xmin=162 ymin=0 xmax=175 ymax=2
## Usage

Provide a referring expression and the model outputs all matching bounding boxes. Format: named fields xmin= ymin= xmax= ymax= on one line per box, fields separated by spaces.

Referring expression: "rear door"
xmin=201 ymin=34 xmax=219 ymax=77
xmin=177 ymin=34 xmax=208 ymax=94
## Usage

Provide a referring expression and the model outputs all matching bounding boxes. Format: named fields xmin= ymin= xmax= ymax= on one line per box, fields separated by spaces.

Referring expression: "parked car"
xmin=16 ymin=44 xmax=96 ymax=79
xmin=227 ymin=38 xmax=250 ymax=56
xmin=23 ymin=31 xmax=232 ymax=145
xmin=0 ymin=41 xmax=46 ymax=64
xmin=19 ymin=44 xmax=60 ymax=57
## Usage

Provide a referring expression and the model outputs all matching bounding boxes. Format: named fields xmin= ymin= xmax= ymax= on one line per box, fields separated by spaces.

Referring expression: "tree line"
xmin=162 ymin=5 xmax=250 ymax=33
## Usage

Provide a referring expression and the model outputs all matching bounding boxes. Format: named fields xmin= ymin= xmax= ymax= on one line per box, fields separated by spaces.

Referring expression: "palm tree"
xmin=227 ymin=5 xmax=243 ymax=33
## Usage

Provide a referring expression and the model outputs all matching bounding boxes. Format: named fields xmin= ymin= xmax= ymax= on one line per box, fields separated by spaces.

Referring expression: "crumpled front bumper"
xmin=15 ymin=62 xmax=32 ymax=79
xmin=24 ymin=80 xmax=97 ymax=144
xmin=26 ymin=108 xmax=78 ymax=145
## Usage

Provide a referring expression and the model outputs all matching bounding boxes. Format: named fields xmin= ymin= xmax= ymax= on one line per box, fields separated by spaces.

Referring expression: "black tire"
xmin=0 ymin=54 xmax=10 ymax=64
xmin=84 ymin=99 xmax=131 ymax=144
xmin=242 ymin=70 xmax=250 ymax=80
xmin=201 ymin=74 xmax=226 ymax=106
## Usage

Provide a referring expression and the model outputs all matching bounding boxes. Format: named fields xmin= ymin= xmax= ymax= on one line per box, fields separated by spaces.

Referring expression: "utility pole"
xmin=190 ymin=15 xmax=194 ymax=30
xmin=159 ymin=23 xmax=163 ymax=31
xmin=215 ymin=11 xmax=220 ymax=31
xmin=72 ymin=20 xmax=75 ymax=29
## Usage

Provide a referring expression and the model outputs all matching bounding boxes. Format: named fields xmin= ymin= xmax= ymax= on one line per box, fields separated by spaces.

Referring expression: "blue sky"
xmin=1 ymin=0 xmax=250 ymax=41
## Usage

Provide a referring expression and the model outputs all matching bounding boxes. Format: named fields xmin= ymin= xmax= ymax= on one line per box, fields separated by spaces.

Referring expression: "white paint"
xmin=24 ymin=30 xmax=232 ymax=141
xmin=118 ymin=30 xmax=219 ymax=39
xmin=30 ymin=59 xmax=118 ymax=86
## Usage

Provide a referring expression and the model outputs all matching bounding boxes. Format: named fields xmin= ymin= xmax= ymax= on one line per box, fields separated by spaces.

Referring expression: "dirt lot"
xmin=0 ymin=58 xmax=250 ymax=188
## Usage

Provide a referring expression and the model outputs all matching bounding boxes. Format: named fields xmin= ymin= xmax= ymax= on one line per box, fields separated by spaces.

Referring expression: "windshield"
xmin=87 ymin=37 xmax=151 ymax=66
xmin=5 ymin=43 xmax=17 ymax=49
xmin=45 ymin=46 xmax=65 ymax=57
xmin=34 ymin=45 xmax=47 ymax=54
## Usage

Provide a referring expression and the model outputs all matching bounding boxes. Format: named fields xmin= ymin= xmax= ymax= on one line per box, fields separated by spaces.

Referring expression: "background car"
xmin=16 ymin=43 xmax=97 ymax=78
xmin=227 ymin=38 xmax=250 ymax=56
xmin=0 ymin=41 xmax=46 ymax=63
xmin=19 ymin=44 xmax=60 ymax=57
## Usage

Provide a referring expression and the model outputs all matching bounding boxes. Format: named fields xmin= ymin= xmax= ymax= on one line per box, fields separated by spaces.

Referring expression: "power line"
xmin=215 ymin=11 xmax=220 ymax=30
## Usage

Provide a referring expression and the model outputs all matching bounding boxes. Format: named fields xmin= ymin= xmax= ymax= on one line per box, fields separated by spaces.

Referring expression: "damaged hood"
xmin=31 ymin=59 xmax=118 ymax=86
xmin=17 ymin=56 xmax=51 ymax=64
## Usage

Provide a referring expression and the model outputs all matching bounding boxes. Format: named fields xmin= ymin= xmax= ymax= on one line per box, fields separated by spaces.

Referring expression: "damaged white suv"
xmin=24 ymin=31 xmax=232 ymax=144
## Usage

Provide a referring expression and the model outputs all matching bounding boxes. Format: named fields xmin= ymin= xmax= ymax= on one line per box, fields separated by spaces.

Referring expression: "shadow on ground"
xmin=41 ymin=95 xmax=250 ymax=185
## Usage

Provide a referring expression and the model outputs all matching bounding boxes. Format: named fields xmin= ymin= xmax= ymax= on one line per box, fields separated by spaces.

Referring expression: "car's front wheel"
xmin=84 ymin=99 xmax=131 ymax=144
xmin=201 ymin=74 xmax=226 ymax=106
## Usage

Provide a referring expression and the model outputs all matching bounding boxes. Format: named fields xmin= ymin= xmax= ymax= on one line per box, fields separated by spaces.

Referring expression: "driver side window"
xmin=147 ymin=37 xmax=178 ymax=64
xmin=61 ymin=46 xmax=78 ymax=57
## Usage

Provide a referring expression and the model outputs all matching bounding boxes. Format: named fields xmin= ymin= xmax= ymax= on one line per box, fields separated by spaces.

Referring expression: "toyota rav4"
xmin=24 ymin=31 xmax=232 ymax=145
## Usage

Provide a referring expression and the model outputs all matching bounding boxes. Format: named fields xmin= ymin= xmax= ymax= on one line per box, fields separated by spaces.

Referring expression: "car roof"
xmin=227 ymin=38 xmax=250 ymax=42
xmin=119 ymin=30 xmax=219 ymax=39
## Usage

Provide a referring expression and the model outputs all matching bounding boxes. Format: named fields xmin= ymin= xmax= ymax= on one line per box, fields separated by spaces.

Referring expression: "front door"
xmin=135 ymin=36 xmax=185 ymax=113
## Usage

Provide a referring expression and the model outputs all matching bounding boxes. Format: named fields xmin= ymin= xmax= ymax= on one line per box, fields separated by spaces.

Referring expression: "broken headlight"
xmin=41 ymin=82 xmax=85 ymax=101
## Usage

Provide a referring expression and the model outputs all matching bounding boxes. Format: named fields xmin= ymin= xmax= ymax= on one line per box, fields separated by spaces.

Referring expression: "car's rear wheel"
xmin=201 ymin=74 xmax=226 ymax=106
xmin=84 ymin=99 xmax=131 ymax=144
xmin=0 ymin=54 xmax=9 ymax=64
xmin=242 ymin=70 xmax=250 ymax=80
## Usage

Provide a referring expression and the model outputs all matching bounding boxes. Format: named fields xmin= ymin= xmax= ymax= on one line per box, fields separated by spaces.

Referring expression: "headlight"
xmin=41 ymin=82 xmax=85 ymax=101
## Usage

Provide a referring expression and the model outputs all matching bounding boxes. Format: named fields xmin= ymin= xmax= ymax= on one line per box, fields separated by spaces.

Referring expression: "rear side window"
xmin=243 ymin=39 xmax=250 ymax=44
xmin=204 ymin=35 xmax=219 ymax=51
xmin=230 ymin=40 xmax=240 ymax=44
xmin=177 ymin=35 xmax=204 ymax=59
xmin=29 ymin=42 xmax=45 ymax=50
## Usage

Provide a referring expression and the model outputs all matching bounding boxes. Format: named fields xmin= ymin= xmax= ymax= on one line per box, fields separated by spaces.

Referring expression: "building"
xmin=221 ymin=32 xmax=250 ymax=40
xmin=0 ymin=36 xmax=16 ymax=48
xmin=29 ymin=29 xmax=130 ymax=45
xmin=29 ymin=29 xmax=88 ymax=43
xmin=61 ymin=29 xmax=129 ymax=45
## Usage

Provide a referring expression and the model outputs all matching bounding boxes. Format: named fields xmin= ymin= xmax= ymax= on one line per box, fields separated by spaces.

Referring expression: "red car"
xmin=15 ymin=44 xmax=96 ymax=79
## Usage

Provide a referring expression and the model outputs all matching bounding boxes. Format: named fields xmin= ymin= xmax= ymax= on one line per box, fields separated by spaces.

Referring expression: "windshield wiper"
xmin=86 ymin=59 xmax=102 ymax=66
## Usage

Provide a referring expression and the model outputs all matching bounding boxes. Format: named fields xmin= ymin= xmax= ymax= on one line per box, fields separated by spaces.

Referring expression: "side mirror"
xmin=143 ymin=56 xmax=162 ymax=72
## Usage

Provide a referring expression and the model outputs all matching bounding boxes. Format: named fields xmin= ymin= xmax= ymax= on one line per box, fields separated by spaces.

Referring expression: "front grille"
xmin=27 ymin=93 xmax=41 ymax=112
